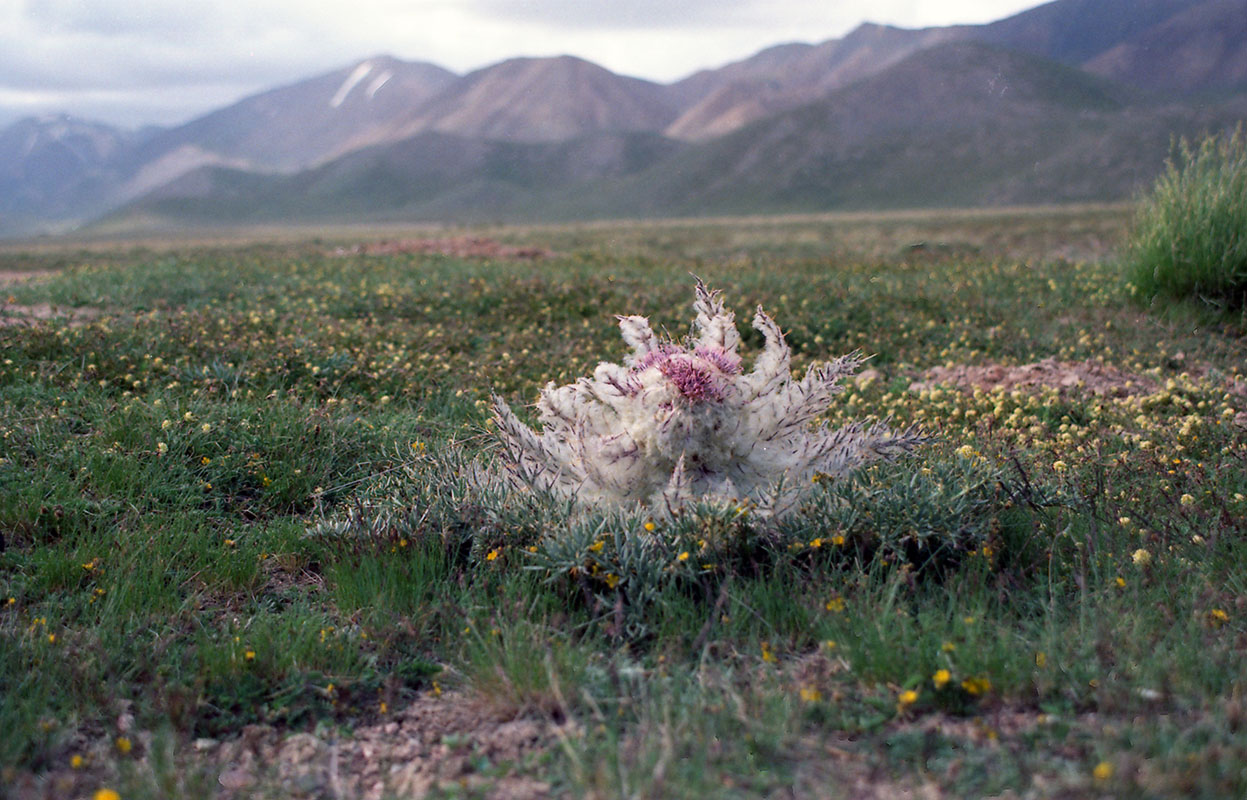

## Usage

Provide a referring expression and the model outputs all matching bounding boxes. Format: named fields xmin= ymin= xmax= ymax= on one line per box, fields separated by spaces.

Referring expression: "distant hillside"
xmin=109 ymin=131 xmax=687 ymax=225
xmin=105 ymin=43 xmax=1247 ymax=229
xmin=125 ymin=56 xmax=457 ymax=174
xmin=1083 ymin=0 xmax=1247 ymax=92
xmin=0 ymin=115 xmax=138 ymax=232
xmin=584 ymin=43 xmax=1177 ymax=215
xmin=665 ymin=23 xmax=966 ymax=141
xmin=387 ymin=56 xmax=679 ymax=143
xmin=978 ymin=0 xmax=1198 ymax=64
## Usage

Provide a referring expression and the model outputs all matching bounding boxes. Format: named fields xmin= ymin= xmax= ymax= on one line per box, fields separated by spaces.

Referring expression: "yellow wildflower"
xmin=932 ymin=669 xmax=951 ymax=689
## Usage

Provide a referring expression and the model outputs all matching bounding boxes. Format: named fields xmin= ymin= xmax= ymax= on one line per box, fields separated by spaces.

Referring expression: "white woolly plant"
xmin=491 ymin=280 xmax=925 ymax=519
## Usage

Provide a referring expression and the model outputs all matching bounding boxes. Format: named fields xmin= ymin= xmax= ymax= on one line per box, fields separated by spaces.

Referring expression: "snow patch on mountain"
xmin=330 ymin=62 xmax=373 ymax=108
xmin=366 ymin=70 xmax=394 ymax=98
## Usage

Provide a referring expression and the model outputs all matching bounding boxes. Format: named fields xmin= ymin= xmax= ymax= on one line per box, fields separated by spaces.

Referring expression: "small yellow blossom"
xmin=932 ymin=669 xmax=951 ymax=689
xmin=71 ymin=754 xmax=84 ymax=769
xmin=1207 ymin=609 xmax=1230 ymax=628
xmin=644 ymin=521 xmax=656 ymax=532
xmin=1035 ymin=651 xmax=1047 ymax=668
xmin=94 ymin=790 xmax=121 ymax=800
xmin=485 ymin=549 xmax=500 ymax=561
xmin=1115 ymin=576 xmax=1126 ymax=588
xmin=941 ymin=641 xmax=956 ymax=652
xmin=1132 ymin=548 xmax=1152 ymax=567
xmin=961 ymin=676 xmax=991 ymax=696
xmin=799 ymin=687 xmax=823 ymax=702
xmin=115 ymin=737 xmax=132 ymax=755
xmin=200 ymin=423 xmax=212 ymax=434
xmin=824 ymin=597 xmax=845 ymax=613
xmin=897 ymin=689 xmax=919 ymax=707
xmin=588 ymin=540 xmax=605 ymax=553
xmin=761 ymin=642 xmax=776 ymax=663
xmin=1179 ymin=493 xmax=1195 ymax=507
xmin=244 ymin=650 xmax=255 ymax=661
xmin=677 ymin=551 xmax=689 ymax=562
xmin=1093 ymin=761 xmax=1113 ymax=781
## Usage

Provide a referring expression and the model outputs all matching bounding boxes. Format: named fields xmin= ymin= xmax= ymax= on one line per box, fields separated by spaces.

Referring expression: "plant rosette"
xmin=491 ymin=280 xmax=926 ymax=519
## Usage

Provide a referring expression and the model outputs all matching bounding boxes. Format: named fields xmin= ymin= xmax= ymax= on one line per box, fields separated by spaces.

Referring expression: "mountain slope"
xmin=390 ymin=56 xmax=680 ymax=142
xmin=0 ymin=114 xmax=138 ymax=230
xmin=1084 ymin=0 xmax=1247 ymax=92
xmin=978 ymin=0 xmax=1197 ymax=64
xmin=119 ymin=56 xmax=458 ymax=176
xmin=569 ymin=43 xmax=1243 ymax=215
xmin=666 ymin=23 xmax=968 ymax=140
xmin=111 ymin=130 xmax=687 ymax=225
xmin=105 ymin=43 xmax=1247 ymax=230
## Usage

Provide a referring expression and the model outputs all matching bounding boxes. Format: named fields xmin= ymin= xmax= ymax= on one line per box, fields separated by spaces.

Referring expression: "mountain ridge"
xmin=3 ymin=0 xmax=1246 ymax=236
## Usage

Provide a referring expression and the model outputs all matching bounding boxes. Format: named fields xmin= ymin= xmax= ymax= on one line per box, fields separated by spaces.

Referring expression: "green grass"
xmin=2 ymin=207 xmax=1246 ymax=798
xmin=1127 ymin=126 xmax=1247 ymax=311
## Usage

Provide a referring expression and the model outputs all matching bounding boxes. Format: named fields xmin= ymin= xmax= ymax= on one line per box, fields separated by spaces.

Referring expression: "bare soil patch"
xmin=207 ymin=691 xmax=560 ymax=799
xmin=334 ymin=237 xmax=552 ymax=260
xmin=910 ymin=357 xmax=1158 ymax=398
xmin=0 ymin=302 xmax=101 ymax=328
xmin=8 ymin=692 xmax=562 ymax=800
xmin=0 ymin=269 xmax=57 ymax=286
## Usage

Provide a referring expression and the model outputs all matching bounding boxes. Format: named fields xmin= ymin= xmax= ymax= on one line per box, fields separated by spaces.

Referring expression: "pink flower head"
xmin=631 ymin=344 xmax=740 ymax=403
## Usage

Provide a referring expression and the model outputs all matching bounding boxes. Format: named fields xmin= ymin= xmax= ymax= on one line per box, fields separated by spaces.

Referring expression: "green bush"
xmin=1126 ymin=126 xmax=1247 ymax=310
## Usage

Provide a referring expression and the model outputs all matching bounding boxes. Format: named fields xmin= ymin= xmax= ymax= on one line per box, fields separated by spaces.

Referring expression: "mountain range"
xmin=3 ymin=0 xmax=1246 ymax=236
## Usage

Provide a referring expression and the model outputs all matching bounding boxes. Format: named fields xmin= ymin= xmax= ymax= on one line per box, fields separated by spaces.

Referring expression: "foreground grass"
xmin=2 ymin=208 xmax=1245 ymax=798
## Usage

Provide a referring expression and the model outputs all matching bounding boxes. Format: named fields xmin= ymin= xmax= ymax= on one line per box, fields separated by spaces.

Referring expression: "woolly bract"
xmin=491 ymin=281 xmax=924 ymax=517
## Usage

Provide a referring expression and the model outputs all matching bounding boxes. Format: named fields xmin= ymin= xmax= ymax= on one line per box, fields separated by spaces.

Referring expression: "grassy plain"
xmin=2 ymin=206 xmax=1246 ymax=799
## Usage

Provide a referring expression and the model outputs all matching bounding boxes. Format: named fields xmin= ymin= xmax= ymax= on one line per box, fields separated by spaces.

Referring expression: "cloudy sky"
xmin=0 ymin=0 xmax=1044 ymax=129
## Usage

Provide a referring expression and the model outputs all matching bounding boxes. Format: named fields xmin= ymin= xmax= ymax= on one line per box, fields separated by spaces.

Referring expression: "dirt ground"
xmin=332 ymin=237 xmax=552 ymax=260
xmin=908 ymin=357 xmax=1159 ymax=398
xmin=8 ymin=691 xmax=565 ymax=800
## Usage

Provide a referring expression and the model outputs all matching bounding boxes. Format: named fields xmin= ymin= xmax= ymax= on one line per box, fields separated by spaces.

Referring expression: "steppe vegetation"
xmin=2 ymin=205 xmax=1245 ymax=799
